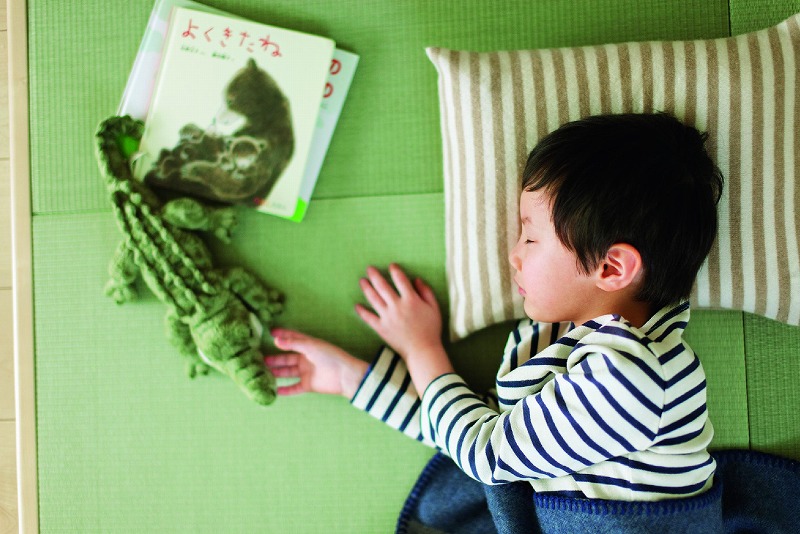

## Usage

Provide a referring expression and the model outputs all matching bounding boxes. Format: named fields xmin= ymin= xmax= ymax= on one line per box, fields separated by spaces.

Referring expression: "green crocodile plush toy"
xmin=95 ymin=115 xmax=283 ymax=406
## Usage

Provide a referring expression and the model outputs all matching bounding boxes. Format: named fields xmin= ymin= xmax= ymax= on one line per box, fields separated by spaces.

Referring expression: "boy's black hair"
xmin=521 ymin=113 xmax=724 ymax=311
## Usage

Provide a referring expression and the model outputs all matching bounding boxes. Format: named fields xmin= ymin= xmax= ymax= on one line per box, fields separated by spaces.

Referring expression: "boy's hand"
xmin=356 ymin=264 xmax=442 ymax=357
xmin=265 ymin=329 xmax=369 ymax=398
xmin=356 ymin=264 xmax=454 ymax=391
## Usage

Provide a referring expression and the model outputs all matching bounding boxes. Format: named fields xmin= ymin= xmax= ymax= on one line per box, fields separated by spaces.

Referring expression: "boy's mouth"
xmin=514 ymin=278 xmax=526 ymax=296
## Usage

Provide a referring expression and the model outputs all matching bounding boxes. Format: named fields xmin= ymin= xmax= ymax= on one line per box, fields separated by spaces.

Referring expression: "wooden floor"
xmin=0 ymin=0 xmax=16 ymax=531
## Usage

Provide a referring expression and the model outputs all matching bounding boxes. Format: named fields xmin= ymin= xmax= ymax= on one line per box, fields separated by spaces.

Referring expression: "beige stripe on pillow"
xmin=428 ymin=14 xmax=800 ymax=340
xmin=787 ymin=19 xmax=799 ymax=325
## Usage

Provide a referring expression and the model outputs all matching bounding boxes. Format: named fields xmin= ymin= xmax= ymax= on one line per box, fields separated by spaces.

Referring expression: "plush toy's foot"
xmin=187 ymin=361 xmax=210 ymax=379
xmin=210 ymin=207 xmax=237 ymax=244
xmin=105 ymin=280 xmax=137 ymax=303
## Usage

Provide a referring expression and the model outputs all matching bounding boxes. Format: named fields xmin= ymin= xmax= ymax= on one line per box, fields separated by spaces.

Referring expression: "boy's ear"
xmin=594 ymin=243 xmax=643 ymax=292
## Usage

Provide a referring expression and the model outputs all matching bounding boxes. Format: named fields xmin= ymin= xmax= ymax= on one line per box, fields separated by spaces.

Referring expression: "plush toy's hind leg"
xmin=165 ymin=310 xmax=209 ymax=378
xmin=105 ymin=241 xmax=139 ymax=303
xmin=161 ymin=197 xmax=237 ymax=243
xmin=222 ymin=267 xmax=284 ymax=328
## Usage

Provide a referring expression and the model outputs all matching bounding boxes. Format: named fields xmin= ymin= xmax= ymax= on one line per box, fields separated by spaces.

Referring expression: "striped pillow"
xmin=428 ymin=14 xmax=800 ymax=341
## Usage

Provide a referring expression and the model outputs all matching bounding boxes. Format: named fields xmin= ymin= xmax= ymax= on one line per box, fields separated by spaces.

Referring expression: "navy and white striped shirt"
xmin=351 ymin=302 xmax=715 ymax=501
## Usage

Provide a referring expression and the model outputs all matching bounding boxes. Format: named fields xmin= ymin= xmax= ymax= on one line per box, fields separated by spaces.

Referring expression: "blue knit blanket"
xmin=397 ymin=450 xmax=800 ymax=533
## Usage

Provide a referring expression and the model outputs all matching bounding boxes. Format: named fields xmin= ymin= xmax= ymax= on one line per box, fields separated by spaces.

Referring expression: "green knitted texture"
xmin=95 ymin=115 xmax=283 ymax=405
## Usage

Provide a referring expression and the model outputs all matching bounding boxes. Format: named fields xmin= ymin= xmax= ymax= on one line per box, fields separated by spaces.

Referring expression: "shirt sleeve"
xmin=350 ymin=346 xmax=436 ymax=447
xmin=419 ymin=345 xmax=665 ymax=485
xmin=350 ymin=346 xmax=500 ymax=448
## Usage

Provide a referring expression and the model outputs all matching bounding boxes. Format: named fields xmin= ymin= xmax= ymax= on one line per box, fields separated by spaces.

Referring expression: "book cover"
xmin=133 ymin=6 xmax=335 ymax=218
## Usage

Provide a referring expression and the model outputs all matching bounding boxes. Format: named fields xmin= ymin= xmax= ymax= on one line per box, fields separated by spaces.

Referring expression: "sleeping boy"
xmin=265 ymin=112 xmax=723 ymax=501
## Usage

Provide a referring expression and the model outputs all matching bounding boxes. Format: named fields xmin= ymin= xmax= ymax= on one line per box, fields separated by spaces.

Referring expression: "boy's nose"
xmin=508 ymin=241 xmax=521 ymax=270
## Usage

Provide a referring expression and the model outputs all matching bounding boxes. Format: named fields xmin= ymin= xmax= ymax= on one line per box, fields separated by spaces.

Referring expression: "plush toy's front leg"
xmin=222 ymin=267 xmax=284 ymax=329
xmin=105 ymin=241 xmax=140 ymax=303
xmin=165 ymin=309 xmax=209 ymax=378
xmin=161 ymin=197 xmax=237 ymax=243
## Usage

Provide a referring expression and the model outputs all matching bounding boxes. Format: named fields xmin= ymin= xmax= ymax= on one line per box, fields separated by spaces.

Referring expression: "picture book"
xmin=295 ymin=48 xmax=359 ymax=220
xmin=130 ymin=4 xmax=340 ymax=219
xmin=120 ymin=0 xmax=359 ymax=221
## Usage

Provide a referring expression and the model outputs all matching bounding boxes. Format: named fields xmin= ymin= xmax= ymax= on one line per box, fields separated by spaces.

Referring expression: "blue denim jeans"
xmin=397 ymin=450 xmax=800 ymax=534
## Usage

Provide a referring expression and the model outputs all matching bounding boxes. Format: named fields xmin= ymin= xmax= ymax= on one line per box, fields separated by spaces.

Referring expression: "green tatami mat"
xmin=685 ymin=310 xmax=750 ymax=450
xmin=28 ymin=0 xmax=729 ymax=215
xmin=743 ymin=314 xmax=800 ymax=460
xmin=730 ymin=0 xmax=800 ymax=33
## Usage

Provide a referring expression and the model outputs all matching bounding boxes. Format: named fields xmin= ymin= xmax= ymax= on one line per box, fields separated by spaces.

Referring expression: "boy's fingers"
xmin=272 ymin=331 xmax=318 ymax=354
xmin=277 ymin=382 xmax=307 ymax=396
xmin=367 ymin=266 xmax=398 ymax=303
xmin=269 ymin=365 xmax=300 ymax=378
xmin=271 ymin=329 xmax=294 ymax=349
xmin=271 ymin=328 xmax=318 ymax=345
xmin=360 ymin=278 xmax=386 ymax=310
xmin=270 ymin=327 xmax=300 ymax=339
xmin=272 ymin=336 xmax=293 ymax=350
xmin=264 ymin=353 xmax=299 ymax=367
xmin=355 ymin=303 xmax=382 ymax=332
xmin=415 ymin=278 xmax=439 ymax=309
xmin=389 ymin=263 xmax=415 ymax=297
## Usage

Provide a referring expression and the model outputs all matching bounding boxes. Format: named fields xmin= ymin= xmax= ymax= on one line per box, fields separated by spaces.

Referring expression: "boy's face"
xmin=509 ymin=190 xmax=598 ymax=325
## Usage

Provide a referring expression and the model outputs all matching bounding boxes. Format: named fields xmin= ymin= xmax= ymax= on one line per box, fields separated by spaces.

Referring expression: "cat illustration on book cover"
xmin=144 ymin=58 xmax=294 ymax=204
